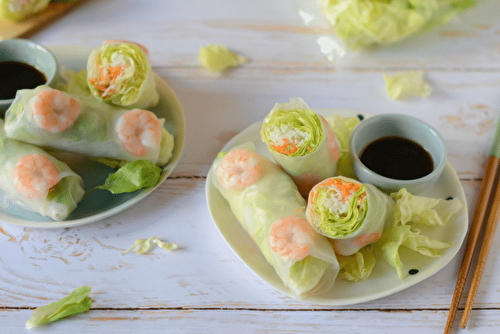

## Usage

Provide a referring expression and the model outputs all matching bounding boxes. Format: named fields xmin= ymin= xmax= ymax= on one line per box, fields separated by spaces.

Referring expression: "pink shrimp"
xmin=216 ymin=148 xmax=262 ymax=190
xmin=31 ymin=89 xmax=80 ymax=133
xmin=12 ymin=154 xmax=60 ymax=200
xmin=269 ymin=215 xmax=316 ymax=260
xmin=320 ymin=115 xmax=340 ymax=161
xmin=116 ymin=109 xmax=162 ymax=157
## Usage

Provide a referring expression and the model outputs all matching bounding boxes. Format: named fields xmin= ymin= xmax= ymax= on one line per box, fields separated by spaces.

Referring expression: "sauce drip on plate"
xmin=0 ymin=61 xmax=46 ymax=100
xmin=360 ymin=136 xmax=433 ymax=180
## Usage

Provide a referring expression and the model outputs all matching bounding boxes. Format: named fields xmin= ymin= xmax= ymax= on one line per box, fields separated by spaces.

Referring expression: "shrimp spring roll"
xmin=261 ymin=97 xmax=340 ymax=197
xmin=4 ymin=86 xmax=174 ymax=166
xmin=212 ymin=142 xmax=340 ymax=299
xmin=86 ymin=41 xmax=160 ymax=109
xmin=306 ymin=176 xmax=395 ymax=256
xmin=0 ymin=119 xmax=84 ymax=221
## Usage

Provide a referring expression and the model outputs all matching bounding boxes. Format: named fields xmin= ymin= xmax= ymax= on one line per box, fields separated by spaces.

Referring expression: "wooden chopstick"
xmin=444 ymin=115 xmax=500 ymax=333
xmin=461 ymin=164 xmax=500 ymax=327
xmin=443 ymin=156 xmax=499 ymax=334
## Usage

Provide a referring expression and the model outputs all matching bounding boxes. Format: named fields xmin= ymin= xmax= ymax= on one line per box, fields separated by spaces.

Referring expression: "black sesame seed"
xmin=409 ymin=269 xmax=419 ymax=275
xmin=446 ymin=196 xmax=454 ymax=200
xmin=357 ymin=114 xmax=364 ymax=121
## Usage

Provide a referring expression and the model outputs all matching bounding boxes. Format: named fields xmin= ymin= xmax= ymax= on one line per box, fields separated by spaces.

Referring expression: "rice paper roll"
xmin=4 ymin=86 xmax=174 ymax=166
xmin=0 ymin=119 xmax=84 ymax=221
xmin=261 ymin=97 xmax=340 ymax=197
xmin=87 ymin=41 xmax=159 ymax=109
xmin=0 ymin=0 xmax=50 ymax=21
xmin=306 ymin=176 xmax=395 ymax=256
xmin=212 ymin=142 xmax=340 ymax=299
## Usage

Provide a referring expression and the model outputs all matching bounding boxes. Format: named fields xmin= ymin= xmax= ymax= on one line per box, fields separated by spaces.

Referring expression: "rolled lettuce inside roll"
xmin=0 ymin=119 xmax=84 ymax=221
xmin=306 ymin=176 xmax=395 ymax=256
xmin=0 ymin=0 xmax=49 ymax=21
xmin=261 ymin=97 xmax=340 ymax=197
xmin=87 ymin=41 xmax=159 ymax=109
xmin=4 ymin=86 xmax=174 ymax=166
xmin=212 ymin=142 xmax=340 ymax=299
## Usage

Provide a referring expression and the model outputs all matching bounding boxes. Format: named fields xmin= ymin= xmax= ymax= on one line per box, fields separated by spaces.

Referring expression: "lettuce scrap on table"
xmin=120 ymin=236 xmax=178 ymax=255
xmin=317 ymin=0 xmax=478 ymax=49
xmin=25 ymin=286 xmax=92 ymax=329
xmin=383 ymin=70 xmax=432 ymax=100
xmin=199 ymin=44 xmax=249 ymax=73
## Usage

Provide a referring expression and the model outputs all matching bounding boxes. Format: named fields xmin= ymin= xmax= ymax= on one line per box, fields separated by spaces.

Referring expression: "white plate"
xmin=206 ymin=108 xmax=468 ymax=305
xmin=0 ymin=45 xmax=185 ymax=228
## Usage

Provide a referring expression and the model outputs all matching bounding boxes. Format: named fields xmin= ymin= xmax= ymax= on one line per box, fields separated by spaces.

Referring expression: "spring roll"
xmin=0 ymin=119 xmax=84 ymax=221
xmin=4 ymin=85 xmax=174 ymax=166
xmin=86 ymin=41 xmax=159 ymax=109
xmin=0 ymin=0 xmax=49 ymax=21
xmin=261 ymin=97 xmax=340 ymax=197
xmin=306 ymin=176 xmax=395 ymax=256
xmin=212 ymin=142 xmax=339 ymax=299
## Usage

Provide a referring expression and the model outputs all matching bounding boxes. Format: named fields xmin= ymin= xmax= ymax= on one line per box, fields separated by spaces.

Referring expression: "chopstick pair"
xmin=444 ymin=115 xmax=500 ymax=334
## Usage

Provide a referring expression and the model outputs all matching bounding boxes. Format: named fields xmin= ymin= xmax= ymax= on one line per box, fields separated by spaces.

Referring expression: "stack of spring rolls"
xmin=0 ymin=40 xmax=175 ymax=221
xmin=211 ymin=97 xmax=460 ymax=300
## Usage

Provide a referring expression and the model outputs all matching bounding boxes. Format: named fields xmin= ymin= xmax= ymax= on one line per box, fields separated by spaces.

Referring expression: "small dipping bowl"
xmin=0 ymin=38 xmax=58 ymax=113
xmin=349 ymin=113 xmax=446 ymax=194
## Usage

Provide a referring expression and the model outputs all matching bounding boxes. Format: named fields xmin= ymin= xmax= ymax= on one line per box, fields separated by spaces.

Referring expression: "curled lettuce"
xmin=87 ymin=41 xmax=159 ymax=109
xmin=25 ymin=286 xmax=92 ymax=329
xmin=0 ymin=0 xmax=50 ymax=21
xmin=199 ymin=44 xmax=249 ymax=72
xmin=337 ymin=245 xmax=376 ymax=281
xmin=318 ymin=0 xmax=477 ymax=49
xmin=383 ymin=70 xmax=432 ymax=100
xmin=120 ymin=236 xmax=178 ymax=255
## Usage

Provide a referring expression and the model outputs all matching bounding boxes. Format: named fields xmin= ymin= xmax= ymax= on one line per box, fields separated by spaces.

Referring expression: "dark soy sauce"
xmin=360 ymin=136 xmax=433 ymax=180
xmin=0 ymin=61 xmax=46 ymax=100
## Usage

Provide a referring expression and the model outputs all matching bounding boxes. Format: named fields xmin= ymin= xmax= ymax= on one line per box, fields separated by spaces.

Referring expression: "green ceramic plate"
xmin=0 ymin=45 xmax=185 ymax=228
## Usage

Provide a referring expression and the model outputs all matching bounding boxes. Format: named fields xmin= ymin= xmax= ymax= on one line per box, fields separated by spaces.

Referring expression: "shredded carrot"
xmin=270 ymin=138 xmax=300 ymax=156
xmin=312 ymin=178 xmax=366 ymax=204
xmin=88 ymin=60 xmax=129 ymax=97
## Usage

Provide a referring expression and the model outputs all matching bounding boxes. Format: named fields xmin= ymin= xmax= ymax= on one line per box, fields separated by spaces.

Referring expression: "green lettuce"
xmin=318 ymin=0 xmax=477 ymax=49
xmin=91 ymin=160 xmax=162 ymax=195
xmin=25 ymin=286 xmax=92 ymax=329
xmin=199 ymin=44 xmax=249 ymax=73
xmin=337 ymin=245 xmax=376 ymax=281
xmin=383 ymin=70 xmax=432 ymax=100
xmin=0 ymin=0 xmax=50 ymax=21
xmin=120 ymin=236 xmax=178 ymax=255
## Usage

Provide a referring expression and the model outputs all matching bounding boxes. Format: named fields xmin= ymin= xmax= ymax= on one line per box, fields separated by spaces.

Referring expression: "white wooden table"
xmin=1 ymin=0 xmax=500 ymax=333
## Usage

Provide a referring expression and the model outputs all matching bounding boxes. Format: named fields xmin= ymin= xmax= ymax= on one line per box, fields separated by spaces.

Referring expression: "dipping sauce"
xmin=360 ymin=136 xmax=433 ymax=180
xmin=0 ymin=61 xmax=46 ymax=100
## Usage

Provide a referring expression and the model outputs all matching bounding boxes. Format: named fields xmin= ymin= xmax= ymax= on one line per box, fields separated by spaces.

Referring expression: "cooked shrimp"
xmin=269 ymin=215 xmax=316 ymax=260
xmin=216 ymin=148 xmax=262 ymax=190
xmin=116 ymin=109 xmax=162 ymax=157
xmin=12 ymin=154 xmax=60 ymax=200
xmin=31 ymin=89 xmax=80 ymax=133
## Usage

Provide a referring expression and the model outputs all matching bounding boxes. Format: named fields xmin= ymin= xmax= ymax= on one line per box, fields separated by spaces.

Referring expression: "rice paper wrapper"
xmin=261 ymin=97 xmax=340 ymax=197
xmin=0 ymin=120 xmax=84 ymax=221
xmin=4 ymin=86 xmax=173 ymax=166
xmin=212 ymin=141 xmax=340 ymax=299
xmin=306 ymin=176 xmax=395 ymax=256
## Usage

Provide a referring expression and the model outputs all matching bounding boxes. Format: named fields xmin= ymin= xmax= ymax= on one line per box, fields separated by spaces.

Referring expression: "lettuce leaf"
xmin=25 ymin=286 xmax=92 ymax=329
xmin=199 ymin=44 xmax=249 ymax=72
xmin=120 ymin=236 xmax=178 ymax=255
xmin=337 ymin=245 xmax=376 ymax=281
xmin=0 ymin=0 xmax=50 ymax=21
xmin=383 ymin=70 xmax=432 ymax=100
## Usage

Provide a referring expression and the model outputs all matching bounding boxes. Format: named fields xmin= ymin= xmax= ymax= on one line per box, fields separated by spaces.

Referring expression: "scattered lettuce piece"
xmin=337 ymin=245 xmax=376 ymax=282
xmin=391 ymin=188 xmax=463 ymax=226
xmin=199 ymin=44 xmax=249 ymax=72
xmin=93 ymin=160 xmax=162 ymax=194
xmin=0 ymin=0 xmax=50 ymax=22
xmin=120 ymin=236 xmax=178 ymax=255
xmin=57 ymin=68 xmax=91 ymax=96
xmin=383 ymin=70 xmax=432 ymax=100
xmin=25 ymin=286 xmax=92 ymax=329
xmin=378 ymin=224 xmax=453 ymax=279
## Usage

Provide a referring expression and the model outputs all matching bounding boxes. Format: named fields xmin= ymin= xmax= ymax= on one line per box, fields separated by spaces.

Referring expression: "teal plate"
xmin=0 ymin=45 xmax=185 ymax=228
